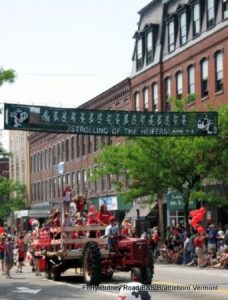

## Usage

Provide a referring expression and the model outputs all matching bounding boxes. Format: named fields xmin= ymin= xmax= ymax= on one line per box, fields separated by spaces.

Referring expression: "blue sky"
xmin=0 ymin=0 xmax=150 ymax=108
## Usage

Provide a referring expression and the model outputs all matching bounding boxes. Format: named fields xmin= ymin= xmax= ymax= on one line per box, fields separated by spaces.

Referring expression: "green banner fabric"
xmin=4 ymin=103 xmax=218 ymax=136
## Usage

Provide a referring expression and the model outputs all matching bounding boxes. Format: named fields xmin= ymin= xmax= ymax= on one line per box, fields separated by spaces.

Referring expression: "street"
xmin=0 ymin=263 xmax=228 ymax=300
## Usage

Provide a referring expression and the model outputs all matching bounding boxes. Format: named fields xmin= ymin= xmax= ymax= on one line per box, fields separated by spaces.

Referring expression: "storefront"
xmin=89 ymin=195 xmax=132 ymax=223
xmin=166 ymin=192 xmax=196 ymax=227
xmin=14 ymin=206 xmax=50 ymax=231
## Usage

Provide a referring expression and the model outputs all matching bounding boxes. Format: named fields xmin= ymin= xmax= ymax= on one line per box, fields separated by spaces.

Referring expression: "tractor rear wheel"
xmin=130 ymin=267 xmax=142 ymax=283
xmin=83 ymin=242 xmax=102 ymax=286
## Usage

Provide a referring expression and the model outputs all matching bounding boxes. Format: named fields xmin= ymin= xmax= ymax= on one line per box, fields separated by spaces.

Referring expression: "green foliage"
xmin=0 ymin=68 xmax=16 ymax=86
xmin=0 ymin=177 xmax=26 ymax=219
xmin=94 ymin=105 xmax=228 ymax=230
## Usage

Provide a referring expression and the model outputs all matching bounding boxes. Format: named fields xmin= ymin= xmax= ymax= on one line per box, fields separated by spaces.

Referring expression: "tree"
xmin=0 ymin=67 xmax=16 ymax=158
xmin=94 ymin=105 xmax=228 ymax=234
xmin=0 ymin=177 xmax=26 ymax=221
xmin=0 ymin=68 xmax=15 ymax=86
xmin=0 ymin=67 xmax=21 ymax=221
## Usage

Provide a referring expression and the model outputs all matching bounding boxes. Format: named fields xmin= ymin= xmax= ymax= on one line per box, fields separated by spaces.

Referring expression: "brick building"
xmin=17 ymin=0 xmax=228 ymax=229
xmin=130 ymin=0 xmax=228 ymax=231
xmin=29 ymin=79 xmax=131 ymax=220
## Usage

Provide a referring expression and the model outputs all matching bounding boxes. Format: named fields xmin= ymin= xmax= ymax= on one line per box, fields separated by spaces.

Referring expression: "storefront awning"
xmin=125 ymin=202 xmax=157 ymax=219
xmin=28 ymin=209 xmax=50 ymax=218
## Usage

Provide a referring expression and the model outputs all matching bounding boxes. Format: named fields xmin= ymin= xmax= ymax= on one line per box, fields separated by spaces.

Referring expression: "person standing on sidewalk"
xmin=4 ymin=235 xmax=14 ymax=279
xmin=183 ymin=234 xmax=193 ymax=265
xmin=16 ymin=235 xmax=26 ymax=273
xmin=0 ymin=236 xmax=6 ymax=275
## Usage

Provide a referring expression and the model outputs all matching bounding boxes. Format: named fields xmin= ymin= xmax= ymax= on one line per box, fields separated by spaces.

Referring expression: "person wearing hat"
xmin=105 ymin=217 xmax=121 ymax=254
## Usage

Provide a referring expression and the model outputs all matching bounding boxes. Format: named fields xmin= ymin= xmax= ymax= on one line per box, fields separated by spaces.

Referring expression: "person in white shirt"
xmin=105 ymin=217 xmax=120 ymax=254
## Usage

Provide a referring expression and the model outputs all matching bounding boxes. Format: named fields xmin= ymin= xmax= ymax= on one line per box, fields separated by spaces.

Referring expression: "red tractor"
xmin=30 ymin=225 xmax=154 ymax=286
xmin=101 ymin=236 xmax=154 ymax=284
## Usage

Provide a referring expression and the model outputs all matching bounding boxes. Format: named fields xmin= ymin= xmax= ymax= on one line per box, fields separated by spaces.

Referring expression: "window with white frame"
xmin=201 ymin=58 xmax=209 ymax=98
xmin=207 ymin=0 xmax=215 ymax=27
xmin=168 ymin=20 xmax=175 ymax=52
xmin=187 ymin=65 xmax=195 ymax=95
xmin=176 ymin=72 xmax=183 ymax=99
xmin=136 ymin=38 xmax=143 ymax=70
xmin=143 ymin=88 xmax=149 ymax=111
xmin=146 ymin=30 xmax=153 ymax=64
xmin=180 ymin=12 xmax=187 ymax=45
xmin=152 ymin=82 xmax=159 ymax=112
xmin=134 ymin=92 xmax=140 ymax=111
xmin=193 ymin=3 xmax=200 ymax=36
xmin=223 ymin=0 xmax=228 ymax=19
xmin=215 ymin=51 xmax=223 ymax=92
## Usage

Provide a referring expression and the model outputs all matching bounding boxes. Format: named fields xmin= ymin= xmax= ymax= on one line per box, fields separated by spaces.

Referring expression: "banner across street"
xmin=4 ymin=103 xmax=218 ymax=137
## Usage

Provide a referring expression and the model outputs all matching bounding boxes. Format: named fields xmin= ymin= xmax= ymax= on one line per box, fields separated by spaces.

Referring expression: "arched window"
xmin=134 ymin=92 xmax=140 ymax=111
xmin=143 ymin=88 xmax=149 ymax=111
xmin=215 ymin=51 xmax=223 ymax=92
xmin=152 ymin=82 xmax=159 ymax=112
xmin=200 ymin=58 xmax=208 ymax=98
xmin=164 ymin=77 xmax=171 ymax=111
xmin=187 ymin=65 xmax=195 ymax=95
xmin=176 ymin=71 xmax=183 ymax=99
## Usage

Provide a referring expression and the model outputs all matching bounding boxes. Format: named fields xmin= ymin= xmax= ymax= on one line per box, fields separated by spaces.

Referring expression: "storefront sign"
xmin=166 ymin=192 xmax=196 ymax=210
xmin=4 ymin=103 xmax=218 ymax=136
xmin=99 ymin=196 xmax=118 ymax=210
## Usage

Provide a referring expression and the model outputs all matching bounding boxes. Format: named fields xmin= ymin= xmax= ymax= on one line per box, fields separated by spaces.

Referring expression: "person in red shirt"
xmin=194 ymin=233 xmax=210 ymax=267
xmin=87 ymin=212 xmax=99 ymax=238
xmin=98 ymin=205 xmax=112 ymax=235
xmin=16 ymin=235 xmax=25 ymax=273
xmin=74 ymin=195 xmax=87 ymax=216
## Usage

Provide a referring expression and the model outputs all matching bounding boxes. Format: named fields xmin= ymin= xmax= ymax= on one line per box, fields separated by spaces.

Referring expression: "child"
xmin=63 ymin=185 xmax=72 ymax=213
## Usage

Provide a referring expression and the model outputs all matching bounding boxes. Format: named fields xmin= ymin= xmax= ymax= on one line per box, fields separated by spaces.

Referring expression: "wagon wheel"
xmin=83 ymin=242 xmax=102 ymax=286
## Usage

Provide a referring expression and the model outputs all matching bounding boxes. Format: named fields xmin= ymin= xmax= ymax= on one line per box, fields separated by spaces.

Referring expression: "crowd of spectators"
xmin=157 ymin=224 xmax=228 ymax=269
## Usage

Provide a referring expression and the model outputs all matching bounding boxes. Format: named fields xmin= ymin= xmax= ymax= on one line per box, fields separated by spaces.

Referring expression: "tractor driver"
xmin=105 ymin=216 xmax=121 ymax=255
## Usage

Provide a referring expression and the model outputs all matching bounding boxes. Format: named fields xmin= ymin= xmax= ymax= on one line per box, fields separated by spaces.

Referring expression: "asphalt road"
xmin=0 ymin=263 xmax=228 ymax=300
